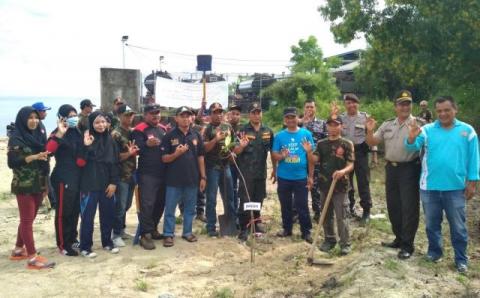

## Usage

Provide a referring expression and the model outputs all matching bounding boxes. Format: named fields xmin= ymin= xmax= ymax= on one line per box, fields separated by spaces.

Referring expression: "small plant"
xmin=212 ymin=287 xmax=234 ymax=298
xmin=384 ymin=258 xmax=399 ymax=272
xmin=135 ymin=277 xmax=148 ymax=292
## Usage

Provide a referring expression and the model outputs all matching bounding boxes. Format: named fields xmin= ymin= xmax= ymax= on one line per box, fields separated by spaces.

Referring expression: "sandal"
xmin=10 ymin=248 xmax=29 ymax=261
xmin=27 ymin=255 xmax=55 ymax=270
xmin=182 ymin=234 xmax=198 ymax=243
xmin=163 ymin=237 xmax=174 ymax=247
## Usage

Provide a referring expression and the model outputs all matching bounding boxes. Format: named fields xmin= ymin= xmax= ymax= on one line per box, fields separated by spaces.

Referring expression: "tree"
xmin=319 ymin=0 xmax=480 ymax=100
xmin=263 ymin=36 xmax=339 ymax=129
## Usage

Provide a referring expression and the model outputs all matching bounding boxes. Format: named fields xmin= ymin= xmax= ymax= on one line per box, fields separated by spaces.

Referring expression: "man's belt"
xmin=386 ymin=159 xmax=420 ymax=167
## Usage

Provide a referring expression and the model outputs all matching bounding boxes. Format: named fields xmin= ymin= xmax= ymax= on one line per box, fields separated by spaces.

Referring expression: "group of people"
xmin=7 ymin=90 xmax=479 ymax=274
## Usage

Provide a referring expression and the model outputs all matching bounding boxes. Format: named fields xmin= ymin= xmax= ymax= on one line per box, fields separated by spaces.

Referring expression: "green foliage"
xmin=212 ymin=287 xmax=234 ymax=298
xmin=319 ymin=0 xmax=480 ymax=126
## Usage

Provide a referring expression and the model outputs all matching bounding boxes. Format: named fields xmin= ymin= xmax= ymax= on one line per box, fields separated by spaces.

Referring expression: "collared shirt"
xmin=405 ymin=119 xmax=480 ymax=191
xmin=131 ymin=122 xmax=166 ymax=178
xmin=374 ymin=115 xmax=423 ymax=162
xmin=340 ymin=111 xmax=369 ymax=144
xmin=236 ymin=122 xmax=274 ymax=180
xmin=161 ymin=127 xmax=205 ymax=187
xmin=112 ymin=126 xmax=137 ymax=182
xmin=303 ymin=117 xmax=327 ymax=144
xmin=272 ymin=128 xmax=314 ymax=180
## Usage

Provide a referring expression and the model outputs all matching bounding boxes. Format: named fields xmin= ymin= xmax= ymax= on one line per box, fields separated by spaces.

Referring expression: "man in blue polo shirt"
xmin=405 ymin=96 xmax=479 ymax=273
xmin=272 ymin=107 xmax=314 ymax=243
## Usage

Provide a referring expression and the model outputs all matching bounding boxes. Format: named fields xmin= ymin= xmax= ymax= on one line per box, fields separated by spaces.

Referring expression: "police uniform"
xmin=340 ymin=94 xmax=373 ymax=219
xmin=236 ymin=103 xmax=274 ymax=238
xmin=373 ymin=90 xmax=424 ymax=258
xmin=302 ymin=117 xmax=327 ymax=220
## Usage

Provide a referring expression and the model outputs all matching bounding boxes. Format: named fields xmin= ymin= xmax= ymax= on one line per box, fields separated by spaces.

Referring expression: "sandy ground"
xmin=0 ymin=137 xmax=479 ymax=298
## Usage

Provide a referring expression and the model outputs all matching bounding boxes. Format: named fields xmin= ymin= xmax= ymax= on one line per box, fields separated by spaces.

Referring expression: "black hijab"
xmin=88 ymin=111 xmax=116 ymax=164
xmin=52 ymin=104 xmax=82 ymax=152
xmin=8 ymin=106 xmax=46 ymax=153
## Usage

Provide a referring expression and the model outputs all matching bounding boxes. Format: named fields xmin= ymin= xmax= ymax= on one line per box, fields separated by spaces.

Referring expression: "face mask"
xmin=66 ymin=116 xmax=79 ymax=128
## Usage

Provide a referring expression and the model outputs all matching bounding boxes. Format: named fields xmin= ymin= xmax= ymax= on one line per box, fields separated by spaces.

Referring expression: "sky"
xmin=0 ymin=0 xmax=365 ymax=99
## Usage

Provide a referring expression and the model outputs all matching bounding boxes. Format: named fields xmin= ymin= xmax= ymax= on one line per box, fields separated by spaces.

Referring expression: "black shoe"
xmin=397 ymin=250 xmax=411 ymax=260
xmin=349 ymin=206 xmax=357 ymax=218
xmin=208 ymin=230 xmax=219 ymax=237
xmin=319 ymin=241 xmax=336 ymax=252
xmin=360 ymin=211 xmax=370 ymax=226
xmin=302 ymin=234 xmax=313 ymax=244
xmin=151 ymin=230 xmax=164 ymax=240
xmin=60 ymin=247 xmax=79 ymax=256
xmin=313 ymin=212 xmax=320 ymax=223
xmin=381 ymin=240 xmax=401 ymax=249
xmin=276 ymin=230 xmax=292 ymax=237
xmin=238 ymin=230 xmax=248 ymax=242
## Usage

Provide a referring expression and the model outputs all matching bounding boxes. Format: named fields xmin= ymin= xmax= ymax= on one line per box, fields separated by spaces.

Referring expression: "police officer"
xmin=365 ymin=90 xmax=424 ymax=259
xmin=233 ymin=103 xmax=275 ymax=241
xmin=340 ymin=93 xmax=373 ymax=224
xmin=300 ymin=99 xmax=327 ymax=221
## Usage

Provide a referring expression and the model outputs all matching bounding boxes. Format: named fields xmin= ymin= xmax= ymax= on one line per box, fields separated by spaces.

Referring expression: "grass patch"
xmin=384 ymin=258 xmax=399 ymax=272
xmin=134 ymin=277 xmax=148 ymax=292
xmin=212 ymin=287 xmax=234 ymax=298
xmin=369 ymin=218 xmax=391 ymax=234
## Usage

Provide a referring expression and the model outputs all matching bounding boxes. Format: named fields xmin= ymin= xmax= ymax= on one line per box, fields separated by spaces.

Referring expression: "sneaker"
xmin=255 ymin=223 xmax=266 ymax=234
xmin=276 ymin=230 xmax=292 ymax=237
xmin=27 ymin=255 xmax=55 ymax=270
xmin=313 ymin=212 xmax=320 ymax=223
xmin=71 ymin=240 xmax=80 ymax=250
xmin=196 ymin=213 xmax=207 ymax=223
xmin=208 ymin=230 xmax=219 ymax=237
xmin=81 ymin=250 xmax=97 ymax=258
xmin=120 ymin=232 xmax=133 ymax=240
xmin=319 ymin=241 xmax=336 ymax=252
xmin=112 ymin=237 xmax=126 ymax=248
xmin=340 ymin=245 xmax=351 ymax=255
xmin=360 ymin=211 xmax=370 ymax=226
xmin=104 ymin=246 xmax=120 ymax=254
xmin=457 ymin=264 xmax=468 ymax=274
xmin=425 ymin=255 xmax=442 ymax=263
xmin=238 ymin=230 xmax=248 ymax=242
xmin=302 ymin=234 xmax=313 ymax=244
xmin=59 ymin=248 xmax=79 ymax=257
xmin=140 ymin=234 xmax=156 ymax=250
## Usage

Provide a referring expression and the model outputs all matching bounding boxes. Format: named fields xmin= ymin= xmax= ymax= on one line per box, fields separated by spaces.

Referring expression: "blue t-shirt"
xmin=272 ymin=128 xmax=314 ymax=180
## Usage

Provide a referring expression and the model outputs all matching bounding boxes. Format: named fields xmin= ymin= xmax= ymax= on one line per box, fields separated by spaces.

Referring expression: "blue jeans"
xmin=277 ymin=178 xmax=312 ymax=236
xmin=163 ymin=186 xmax=198 ymax=237
xmin=420 ymin=190 xmax=468 ymax=266
xmin=205 ymin=166 xmax=235 ymax=232
xmin=113 ymin=180 xmax=135 ymax=237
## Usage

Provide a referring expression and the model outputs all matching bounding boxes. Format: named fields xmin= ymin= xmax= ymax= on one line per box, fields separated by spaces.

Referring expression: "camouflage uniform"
xmin=236 ymin=122 xmax=274 ymax=230
xmin=303 ymin=118 xmax=327 ymax=218
xmin=313 ymin=137 xmax=355 ymax=247
xmin=9 ymin=146 xmax=47 ymax=195
xmin=78 ymin=113 xmax=89 ymax=132
xmin=204 ymin=122 xmax=235 ymax=170
xmin=111 ymin=126 xmax=137 ymax=183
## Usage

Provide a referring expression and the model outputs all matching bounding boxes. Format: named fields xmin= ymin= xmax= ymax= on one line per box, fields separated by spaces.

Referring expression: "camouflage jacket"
xmin=303 ymin=118 xmax=328 ymax=144
xmin=313 ymin=138 xmax=355 ymax=193
xmin=236 ymin=122 xmax=274 ymax=180
xmin=78 ymin=113 xmax=89 ymax=132
xmin=203 ymin=122 xmax=235 ymax=170
xmin=8 ymin=146 xmax=48 ymax=195
xmin=112 ymin=126 xmax=137 ymax=182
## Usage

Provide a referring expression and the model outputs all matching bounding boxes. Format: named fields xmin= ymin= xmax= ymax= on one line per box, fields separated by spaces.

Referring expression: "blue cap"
xmin=32 ymin=102 xmax=51 ymax=111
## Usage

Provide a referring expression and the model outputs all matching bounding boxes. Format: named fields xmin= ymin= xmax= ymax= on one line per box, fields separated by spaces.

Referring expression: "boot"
xmin=140 ymin=233 xmax=156 ymax=250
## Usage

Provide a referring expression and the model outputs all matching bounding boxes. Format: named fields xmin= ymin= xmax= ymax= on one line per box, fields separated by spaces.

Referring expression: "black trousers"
xmin=54 ymin=182 xmax=80 ymax=250
xmin=238 ymin=178 xmax=266 ymax=230
xmin=138 ymin=174 xmax=166 ymax=235
xmin=348 ymin=143 xmax=372 ymax=212
xmin=385 ymin=160 xmax=420 ymax=253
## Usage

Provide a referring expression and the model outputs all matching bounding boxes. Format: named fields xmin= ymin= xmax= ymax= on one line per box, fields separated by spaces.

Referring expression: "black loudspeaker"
xmin=197 ymin=55 xmax=212 ymax=71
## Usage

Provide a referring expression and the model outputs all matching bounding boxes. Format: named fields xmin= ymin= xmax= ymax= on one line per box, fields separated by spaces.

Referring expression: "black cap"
xmin=283 ymin=107 xmax=297 ymax=117
xmin=326 ymin=115 xmax=343 ymax=125
xmin=248 ymin=102 xmax=262 ymax=113
xmin=343 ymin=93 xmax=360 ymax=103
xmin=176 ymin=106 xmax=193 ymax=115
xmin=80 ymin=99 xmax=96 ymax=109
xmin=117 ymin=104 xmax=135 ymax=115
xmin=395 ymin=90 xmax=413 ymax=104
xmin=209 ymin=102 xmax=224 ymax=114
xmin=144 ymin=104 xmax=161 ymax=113
xmin=228 ymin=104 xmax=242 ymax=112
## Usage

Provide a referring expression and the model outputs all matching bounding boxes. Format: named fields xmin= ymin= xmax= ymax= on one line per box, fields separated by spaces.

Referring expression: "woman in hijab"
xmin=8 ymin=106 xmax=55 ymax=269
xmin=46 ymin=104 xmax=84 ymax=256
xmin=78 ymin=111 xmax=120 ymax=258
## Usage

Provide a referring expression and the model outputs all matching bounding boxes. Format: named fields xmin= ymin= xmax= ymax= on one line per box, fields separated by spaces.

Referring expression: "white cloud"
xmin=0 ymin=0 xmax=365 ymax=98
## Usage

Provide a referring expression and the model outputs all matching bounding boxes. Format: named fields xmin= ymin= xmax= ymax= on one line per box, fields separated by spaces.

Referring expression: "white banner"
xmin=155 ymin=77 xmax=228 ymax=108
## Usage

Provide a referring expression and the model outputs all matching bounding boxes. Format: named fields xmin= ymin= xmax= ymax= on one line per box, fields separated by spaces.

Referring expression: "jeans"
xmin=205 ymin=166 xmax=235 ymax=232
xmin=277 ymin=177 xmax=312 ymax=236
xmin=420 ymin=189 xmax=468 ymax=266
xmin=163 ymin=186 xmax=198 ymax=237
xmin=113 ymin=180 xmax=135 ymax=237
